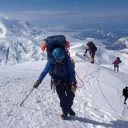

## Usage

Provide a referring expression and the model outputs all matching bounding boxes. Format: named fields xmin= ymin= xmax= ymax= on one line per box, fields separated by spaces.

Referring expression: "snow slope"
xmin=0 ymin=17 xmax=128 ymax=128
xmin=70 ymin=41 xmax=128 ymax=75
xmin=0 ymin=55 xmax=128 ymax=128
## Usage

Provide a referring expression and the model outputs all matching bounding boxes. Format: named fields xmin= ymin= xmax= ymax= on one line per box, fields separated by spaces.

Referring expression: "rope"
xmin=75 ymin=63 xmax=92 ymax=88
xmin=81 ymin=63 xmax=92 ymax=81
xmin=76 ymin=72 xmax=85 ymax=88
xmin=96 ymin=68 xmax=123 ymax=118
xmin=75 ymin=52 xmax=92 ymax=88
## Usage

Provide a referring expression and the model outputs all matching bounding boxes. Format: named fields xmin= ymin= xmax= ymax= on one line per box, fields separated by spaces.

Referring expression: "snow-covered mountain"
xmin=66 ymin=27 xmax=128 ymax=51
xmin=0 ymin=44 xmax=128 ymax=128
xmin=0 ymin=17 xmax=84 ymax=65
xmin=111 ymin=37 xmax=128 ymax=50
xmin=118 ymin=37 xmax=128 ymax=47
xmin=1 ymin=17 xmax=128 ymax=66
xmin=0 ymin=17 xmax=44 ymax=65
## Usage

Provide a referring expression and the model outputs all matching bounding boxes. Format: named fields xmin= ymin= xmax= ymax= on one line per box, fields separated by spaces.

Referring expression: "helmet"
xmin=116 ymin=57 xmax=120 ymax=60
xmin=52 ymin=48 xmax=65 ymax=60
xmin=87 ymin=41 xmax=94 ymax=46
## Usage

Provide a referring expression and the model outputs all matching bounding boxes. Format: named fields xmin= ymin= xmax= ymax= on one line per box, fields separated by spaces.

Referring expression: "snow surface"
xmin=0 ymin=16 xmax=128 ymax=128
xmin=0 ymin=44 xmax=128 ymax=128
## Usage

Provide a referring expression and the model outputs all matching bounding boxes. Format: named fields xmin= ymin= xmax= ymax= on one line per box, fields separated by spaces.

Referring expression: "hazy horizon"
xmin=0 ymin=0 xmax=128 ymax=30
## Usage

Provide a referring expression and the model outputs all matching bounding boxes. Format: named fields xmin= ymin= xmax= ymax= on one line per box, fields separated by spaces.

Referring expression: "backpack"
xmin=45 ymin=35 xmax=67 ymax=58
xmin=87 ymin=42 xmax=97 ymax=52
xmin=49 ymin=59 xmax=69 ymax=80
xmin=123 ymin=88 xmax=128 ymax=96
xmin=113 ymin=59 xmax=121 ymax=65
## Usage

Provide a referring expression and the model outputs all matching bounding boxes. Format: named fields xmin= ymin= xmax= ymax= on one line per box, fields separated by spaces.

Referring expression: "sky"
xmin=0 ymin=0 xmax=128 ymax=28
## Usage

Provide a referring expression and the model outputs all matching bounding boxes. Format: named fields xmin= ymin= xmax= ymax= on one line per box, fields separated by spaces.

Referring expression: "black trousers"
xmin=56 ymin=84 xmax=75 ymax=114
xmin=89 ymin=51 xmax=96 ymax=58
xmin=114 ymin=64 xmax=119 ymax=71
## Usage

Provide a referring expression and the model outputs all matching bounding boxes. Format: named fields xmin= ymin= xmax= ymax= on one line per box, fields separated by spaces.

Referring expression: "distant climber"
xmin=112 ymin=57 xmax=122 ymax=72
xmin=122 ymin=86 xmax=128 ymax=104
xmin=83 ymin=41 xmax=97 ymax=64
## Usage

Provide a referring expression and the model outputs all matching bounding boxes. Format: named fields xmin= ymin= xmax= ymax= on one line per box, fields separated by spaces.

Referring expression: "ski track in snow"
xmin=0 ymin=60 xmax=128 ymax=128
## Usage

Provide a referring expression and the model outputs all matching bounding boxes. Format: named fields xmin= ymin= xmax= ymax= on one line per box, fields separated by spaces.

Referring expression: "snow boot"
xmin=61 ymin=112 xmax=67 ymax=119
xmin=91 ymin=57 xmax=94 ymax=64
xmin=68 ymin=108 xmax=75 ymax=116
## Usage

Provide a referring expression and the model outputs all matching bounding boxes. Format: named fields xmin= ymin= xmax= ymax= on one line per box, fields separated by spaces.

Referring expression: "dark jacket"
xmin=123 ymin=87 xmax=128 ymax=96
xmin=85 ymin=42 xmax=97 ymax=53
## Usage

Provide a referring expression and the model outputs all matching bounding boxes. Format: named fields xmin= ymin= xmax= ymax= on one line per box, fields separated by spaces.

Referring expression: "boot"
xmin=68 ymin=108 xmax=75 ymax=116
xmin=61 ymin=112 xmax=67 ymax=119
xmin=91 ymin=58 xmax=94 ymax=64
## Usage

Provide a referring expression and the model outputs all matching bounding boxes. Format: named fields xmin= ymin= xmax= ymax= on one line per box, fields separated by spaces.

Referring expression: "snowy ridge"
xmin=118 ymin=37 xmax=128 ymax=48
xmin=0 ymin=49 xmax=128 ymax=128
xmin=70 ymin=42 xmax=128 ymax=72
xmin=0 ymin=17 xmax=86 ymax=65
xmin=1 ymin=16 xmax=128 ymax=66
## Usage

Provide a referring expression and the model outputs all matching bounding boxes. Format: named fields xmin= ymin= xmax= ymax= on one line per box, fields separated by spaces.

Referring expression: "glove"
xmin=70 ymin=81 xmax=77 ymax=92
xmin=33 ymin=80 xmax=41 ymax=88
xmin=71 ymin=85 xmax=77 ymax=92
xmin=83 ymin=51 xmax=87 ymax=56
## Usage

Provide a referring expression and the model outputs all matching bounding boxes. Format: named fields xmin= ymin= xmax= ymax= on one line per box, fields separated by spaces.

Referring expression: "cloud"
xmin=0 ymin=9 xmax=127 ymax=20
xmin=0 ymin=10 xmax=72 ymax=21
xmin=0 ymin=10 xmax=127 ymax=25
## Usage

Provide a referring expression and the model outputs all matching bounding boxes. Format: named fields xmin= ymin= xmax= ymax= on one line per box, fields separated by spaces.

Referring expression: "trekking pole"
xmin=32 ymin=52 xmax=42 ymax=62
xmin=32 ymin=49 xmax=46 ymax=62
xmin=20 ymin=88 xmax=34 ymax=107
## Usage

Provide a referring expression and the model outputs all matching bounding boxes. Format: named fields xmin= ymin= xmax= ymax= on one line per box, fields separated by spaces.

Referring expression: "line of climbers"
xmin=32 ymin=35 xmax=127 ymax=119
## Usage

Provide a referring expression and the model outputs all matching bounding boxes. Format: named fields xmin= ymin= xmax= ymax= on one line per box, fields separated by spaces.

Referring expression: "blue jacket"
xmin=38 ymin=58 xmax=76 ymax=83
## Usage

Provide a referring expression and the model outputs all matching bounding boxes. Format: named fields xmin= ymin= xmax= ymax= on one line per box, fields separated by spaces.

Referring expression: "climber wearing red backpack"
xmin=112 ymin=57 xmax=122 ymax=72
xmin=33 ymin=35 xmax=77 ymax=120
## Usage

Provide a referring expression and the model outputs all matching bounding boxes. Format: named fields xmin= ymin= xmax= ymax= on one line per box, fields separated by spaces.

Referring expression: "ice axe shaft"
xmin=20 ymin=88 xmax=34 ymax=107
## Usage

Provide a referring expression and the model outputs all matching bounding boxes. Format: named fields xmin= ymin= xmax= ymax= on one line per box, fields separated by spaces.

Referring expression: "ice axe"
xmin=20 ymin=88 xmax=34 ymax=107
